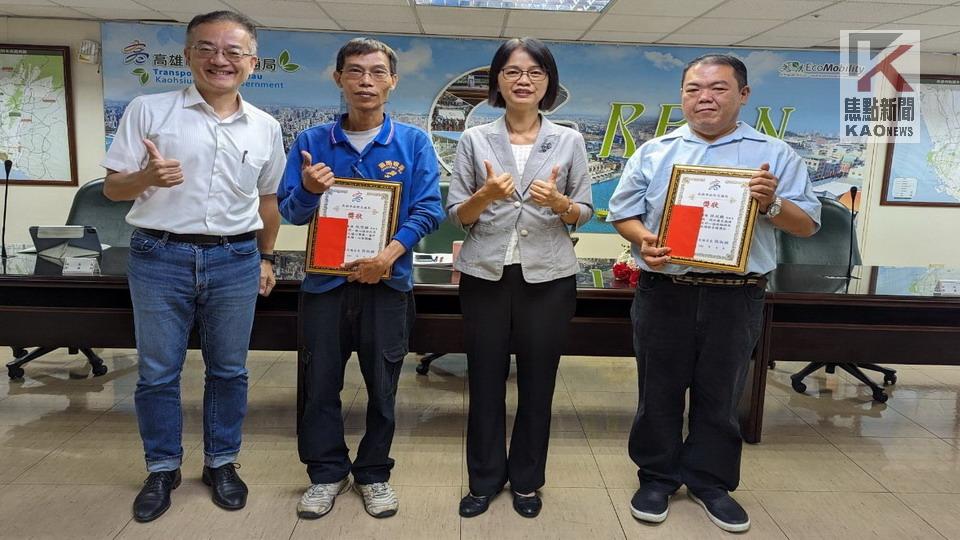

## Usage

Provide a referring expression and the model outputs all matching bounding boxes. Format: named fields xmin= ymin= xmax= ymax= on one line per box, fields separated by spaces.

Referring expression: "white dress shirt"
xmin=101 ymin=85 xmax=286 ymax=235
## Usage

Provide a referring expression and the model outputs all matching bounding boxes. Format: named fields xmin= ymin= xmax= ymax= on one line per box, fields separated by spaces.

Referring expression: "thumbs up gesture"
xmin=300 ymin=150 xmax=335 ymax=194
xmin=479 ymin=160 xmax=515 ymax=202
xmin=141 ymin=138 xmax=183 ymax=188
xmin=530 ymin=165 xmax=566 ymax=211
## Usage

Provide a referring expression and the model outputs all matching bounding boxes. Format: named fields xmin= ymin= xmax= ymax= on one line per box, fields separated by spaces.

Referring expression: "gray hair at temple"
xmin=186 ymin=11 xmax=259 ymax=54
xmin=681 ymin=54 xmax=748 ymax=89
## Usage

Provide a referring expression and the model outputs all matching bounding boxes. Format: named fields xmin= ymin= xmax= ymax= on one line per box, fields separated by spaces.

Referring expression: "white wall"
xmin=2 ymin=16 xmax=958 ymax=265
xmin=0 ymin=18 xmax=105 ymax=244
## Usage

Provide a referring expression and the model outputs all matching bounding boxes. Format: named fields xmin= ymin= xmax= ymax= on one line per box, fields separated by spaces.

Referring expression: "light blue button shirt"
xmin=607 ymin=122 xmax=821 ymax=275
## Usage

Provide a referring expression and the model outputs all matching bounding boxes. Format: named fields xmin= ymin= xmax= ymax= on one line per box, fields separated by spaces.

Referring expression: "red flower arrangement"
xmin=612 ymin=245 xmax=640 ymax=287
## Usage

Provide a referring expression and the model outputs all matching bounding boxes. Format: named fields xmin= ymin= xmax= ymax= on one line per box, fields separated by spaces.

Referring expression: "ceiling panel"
xmin=338 ymin=19 xmax=421 ymax=33
xmin=707 ymin=0 xmax=833 ymax=20
xmin=769 ymin=18 xmax=876 ymax=38
xmin=506 ymin=10 xmax=597 ymax=30
xmin=675 ymin=17 xmax=783 ymax=35
xmin=737 ymin=34 xmax=838 ymax=47
xmin=416 ymin=6 xmax=505 ymax=25
xmin=592 ymin=14 xmax=690 ymax=33
xmin=226 ymin=0 xmax=331 ymax=18
xmin=897 ymin=6 xmax=960 ymax=25
xmin=502 ymin=26 xmax=588 ymax=40
xmin=419 ymin=23 xmax=503 ymax=37
xmin=580 ymin=30 xmax=669 ymax=43
xmin=871 ymin=22 xmax=960 ymax=40
xmin=0 ymin=3 xmax=91 ymax=17
xmin=661 ymin=33 xmax=751 ymax=46
xmin=808 ymin=2 xmax=942 ymax=24
xmin=323 ymin=3 xmax=416 ymax=22
xmin=137 ymin=0 xmax=232 ymax=12
xmin=53 ymin=0 xmax=144 ymax=7
xmin=251 ymin=16 xmax=341 ymax=30
xmin=0 ymin=0 xmax=59 ymax=6
xmin=72 ymin=7 xmax=166 ymax=18
xmin=844 ymin=0 xmax=953 ymax=4
xmin=604 ymin=0 xmax=724 ymax=17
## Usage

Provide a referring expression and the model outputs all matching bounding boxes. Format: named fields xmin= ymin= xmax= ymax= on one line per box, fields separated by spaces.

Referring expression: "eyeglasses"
xmin=339 ymin=67 xmax=394 ymax=81
xmin=189 ymin=45 xmax=255 ymax=62
xmin=500 ymin=67 xmax=547 ymax=82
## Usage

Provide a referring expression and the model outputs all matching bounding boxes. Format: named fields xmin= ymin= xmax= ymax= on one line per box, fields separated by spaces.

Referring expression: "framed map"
xmin=0 ymin=44 xmax=77 ymax=186
xmin=881 ymin=75 xmax=960 ymax=207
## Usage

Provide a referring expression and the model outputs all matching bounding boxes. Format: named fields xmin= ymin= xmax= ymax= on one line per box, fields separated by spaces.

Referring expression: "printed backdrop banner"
xmin=103 ymin=22 xmax=860 ymax=233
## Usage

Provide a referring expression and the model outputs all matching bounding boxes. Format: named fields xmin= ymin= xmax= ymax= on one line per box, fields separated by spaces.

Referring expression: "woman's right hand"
xmin=479 ymin=160 xmax=515 ymax=202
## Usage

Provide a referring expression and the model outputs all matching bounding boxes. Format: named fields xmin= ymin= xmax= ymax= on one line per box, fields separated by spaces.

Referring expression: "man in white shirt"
xmin=101 ymin=10 xmax=285 ymax=523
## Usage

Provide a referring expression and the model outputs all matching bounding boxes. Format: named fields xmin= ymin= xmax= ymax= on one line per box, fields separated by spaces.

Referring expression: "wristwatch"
xmin=763 ymin=196 xmax=782 ymax=219
xmin=260 ymin=253 xmax=276 ymax=265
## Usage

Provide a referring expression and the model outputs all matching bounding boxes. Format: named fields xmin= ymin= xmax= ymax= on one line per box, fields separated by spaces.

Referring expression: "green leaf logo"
xmin=132 ymin=67 xmax=149 ymax=86
xmin=277 ymin=49 xmax=300 ymax=73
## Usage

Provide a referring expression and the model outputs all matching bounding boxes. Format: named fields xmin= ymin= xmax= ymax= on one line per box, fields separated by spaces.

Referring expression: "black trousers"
xmin=298 ymin=283 xmax=413 ymax=485
xmin=628 ymin=273 xmax=764 ymax=498
xmin=460 ymin=265 xmax=577 ymax=496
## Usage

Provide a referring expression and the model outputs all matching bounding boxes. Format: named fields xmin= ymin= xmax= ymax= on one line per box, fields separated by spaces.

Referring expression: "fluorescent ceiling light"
xmin=414 ymin=0 xmax=611 ymax=12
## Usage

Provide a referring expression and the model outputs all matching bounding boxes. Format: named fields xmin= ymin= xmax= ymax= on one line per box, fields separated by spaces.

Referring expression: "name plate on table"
xmin=656 ymin=165 xmax=759 ymax=273
xmin=305 ymin=178 xmax=402 ymax=278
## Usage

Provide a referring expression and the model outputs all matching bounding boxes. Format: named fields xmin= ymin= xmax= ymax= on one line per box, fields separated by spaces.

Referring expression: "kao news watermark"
xmin=840 ymin=31 xmax=920 ymax=144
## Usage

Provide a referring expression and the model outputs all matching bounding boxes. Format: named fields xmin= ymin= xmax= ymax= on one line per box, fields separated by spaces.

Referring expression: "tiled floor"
xmin=2 ymin=350 xmax=960 ymax=539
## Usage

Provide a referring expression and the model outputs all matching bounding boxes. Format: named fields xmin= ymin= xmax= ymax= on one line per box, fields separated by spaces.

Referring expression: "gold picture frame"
xmin=305 ymin=177 xmax=402 ymax=278
xmin=656 ymin=164 xmax=760 ymax=273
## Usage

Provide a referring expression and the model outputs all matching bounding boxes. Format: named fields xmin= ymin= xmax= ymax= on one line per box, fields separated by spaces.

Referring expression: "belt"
xmin=644 ymin=271 xmax=767 ymax=288
xmin=138 ymin=228 xmax=256 ymax=245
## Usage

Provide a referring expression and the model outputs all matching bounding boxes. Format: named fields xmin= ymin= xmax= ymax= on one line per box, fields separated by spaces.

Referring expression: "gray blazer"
xmin=447 ymin=116 xmax=594 ymax=283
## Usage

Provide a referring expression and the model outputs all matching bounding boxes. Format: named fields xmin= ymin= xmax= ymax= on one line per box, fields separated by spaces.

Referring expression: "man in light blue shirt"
xmin=608 ymin=54 xmax=820 ymax=533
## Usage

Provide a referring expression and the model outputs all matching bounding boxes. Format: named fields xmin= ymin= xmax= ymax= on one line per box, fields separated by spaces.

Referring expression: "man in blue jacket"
xmin=277 ymin=37 xmax=442 ymax=520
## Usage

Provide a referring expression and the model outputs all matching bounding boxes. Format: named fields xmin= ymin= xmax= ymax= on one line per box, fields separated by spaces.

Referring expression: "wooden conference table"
xmin=2 ymin=248 xmax=958 ymax=443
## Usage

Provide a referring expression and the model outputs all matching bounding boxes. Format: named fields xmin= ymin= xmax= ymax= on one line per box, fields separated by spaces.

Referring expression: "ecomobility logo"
xmin=779 ymin=61 xmax=865 ymax=78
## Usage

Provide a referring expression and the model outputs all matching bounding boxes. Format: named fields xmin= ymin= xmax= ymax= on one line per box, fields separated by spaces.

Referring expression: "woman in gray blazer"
xmin=447 ymin=37 xmax=593 ymax=519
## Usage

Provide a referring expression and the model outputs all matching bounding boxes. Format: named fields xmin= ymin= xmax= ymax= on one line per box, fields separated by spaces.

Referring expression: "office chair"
xmin=774 ymin=195 xmax=896 ymax=403
xmin=414 ymin=182 xmax=465 ymax=375
xmin=7 ymin=178 xmax=134 ymax=380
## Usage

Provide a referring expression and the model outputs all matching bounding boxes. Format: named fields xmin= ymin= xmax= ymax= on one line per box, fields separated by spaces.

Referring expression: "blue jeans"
xmin=128 ymin=229 xmax=260 ymax=473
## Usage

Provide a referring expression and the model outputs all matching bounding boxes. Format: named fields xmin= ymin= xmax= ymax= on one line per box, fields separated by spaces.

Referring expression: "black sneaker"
xmin=689 ymin=492 xmax=750 ymax=533
xmin=629 ymin=484 xmax=672 ymax=523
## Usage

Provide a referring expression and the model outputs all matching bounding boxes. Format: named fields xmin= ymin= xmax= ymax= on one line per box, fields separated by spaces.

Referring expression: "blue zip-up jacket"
xmin=278 ymin=114 xmax=443 ymax=293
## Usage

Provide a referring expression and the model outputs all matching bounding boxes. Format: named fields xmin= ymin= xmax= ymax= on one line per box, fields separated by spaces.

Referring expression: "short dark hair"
xmin=488 ymin=37 xmax=560 ymax=110
xmin=186 ymin=11 xmax=258 ymax=53
xmin=336 ymin=38 xmax=398 ymax=75
xmin=681 ymin=54 xmax=748 ymax=89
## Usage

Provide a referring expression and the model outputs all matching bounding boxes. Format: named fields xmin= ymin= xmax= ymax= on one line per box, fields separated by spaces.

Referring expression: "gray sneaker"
xmin=355 ymin=481 xmax=399 ymax=518
xmin=297 ymin=477 xmax=351 ymax=519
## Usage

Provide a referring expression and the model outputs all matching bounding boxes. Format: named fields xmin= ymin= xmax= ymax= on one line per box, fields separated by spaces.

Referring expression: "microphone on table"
xmin=845 ymin=186 xmax=858 ymax=292
xmin=1 ymin=159 xmax=12 ymax=261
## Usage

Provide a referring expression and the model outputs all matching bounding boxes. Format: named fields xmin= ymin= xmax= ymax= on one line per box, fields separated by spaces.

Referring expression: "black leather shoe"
xmin=512 ymin=491 xmax=542 ymax=518
xmin=459 ymin=492 xmax=496 ymax=518
xmin=202 ymin=463 xmax=248 ymax=510
xmin=133 ymin=469 xmax=181 ymax=522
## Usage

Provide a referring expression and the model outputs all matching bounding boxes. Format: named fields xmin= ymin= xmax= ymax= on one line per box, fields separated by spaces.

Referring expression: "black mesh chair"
xmin=413 ymin=182 xmax=465 ymax=375
xmin=774 ymin=195 xmax=896 ymax=402
xmin=7 ymin=178 xmax=134 ymax=380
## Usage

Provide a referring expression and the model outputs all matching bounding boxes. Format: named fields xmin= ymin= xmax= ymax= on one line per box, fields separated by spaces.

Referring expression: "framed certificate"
xmin=656 ymin=165 xmax=759 ymax=273
xmin=305 ymin=178 xmax=402 ymax=278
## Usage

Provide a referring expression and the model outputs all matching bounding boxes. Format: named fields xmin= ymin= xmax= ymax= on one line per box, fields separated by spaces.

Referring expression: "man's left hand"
xmin=259 ymin=260 xmax=276 ymax=296
xmin=344 ymin=256 xmax=391 ymax=284
xmin=749 ymin=162 xmax=779 ymax=212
